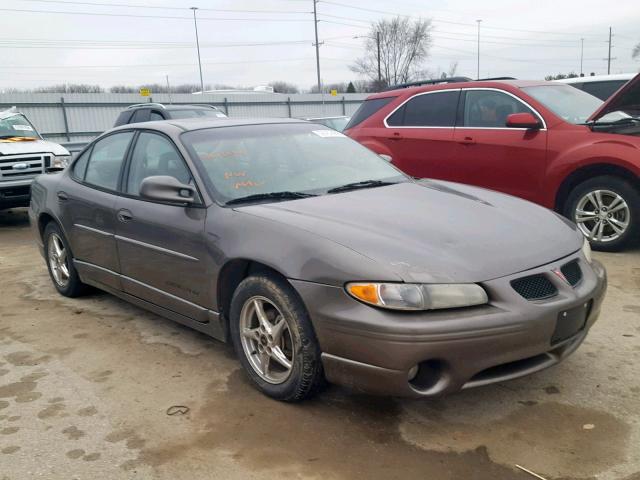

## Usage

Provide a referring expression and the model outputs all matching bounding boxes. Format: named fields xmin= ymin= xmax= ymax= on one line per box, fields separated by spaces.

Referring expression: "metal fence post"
xmin=287 ymin=97 xmax=292 ymax=117
xmin=342 ymin=96 xmax=346 ymax=115
xmin=60 ymin=96 xmax=71 ymax=142
xmin=223 ymin=97 xmax=229 ymax=116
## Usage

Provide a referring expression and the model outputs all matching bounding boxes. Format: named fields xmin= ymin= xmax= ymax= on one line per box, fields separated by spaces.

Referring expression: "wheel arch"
xmin=216 ymin=258 xmax=290 ymax=340
xmin=554 ymin=163 xmax=640 ymax=212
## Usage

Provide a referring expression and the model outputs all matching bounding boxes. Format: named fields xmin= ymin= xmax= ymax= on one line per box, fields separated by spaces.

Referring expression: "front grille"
xmin=561 ymin=260 xmax=583 ymax=287
xmin=511 ymin=274 xmax=558 ymax=300
xmin=0 ymin=154 xmax=49 ymax=182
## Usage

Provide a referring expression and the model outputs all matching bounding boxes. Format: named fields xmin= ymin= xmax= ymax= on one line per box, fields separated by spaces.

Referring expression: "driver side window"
xmin=126 ymin=132 xmax=193 ymax=196
xmin=463 ymin=90 xmax=538 ymax=128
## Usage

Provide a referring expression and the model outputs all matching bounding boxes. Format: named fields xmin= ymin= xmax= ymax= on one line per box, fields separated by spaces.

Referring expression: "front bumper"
xmin=291 ymin=253 xmax=607 ymax=397
xmin=0 ymin=183 xmax=31 ymax=210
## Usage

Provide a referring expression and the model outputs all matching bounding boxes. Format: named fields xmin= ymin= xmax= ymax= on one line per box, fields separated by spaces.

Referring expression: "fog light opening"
xmin=408 ymin=360 xmax=444 ymax=392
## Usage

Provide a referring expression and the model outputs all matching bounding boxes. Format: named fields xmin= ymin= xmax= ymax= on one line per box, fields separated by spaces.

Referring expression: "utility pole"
xmin=312 ymin=0 xmax=322 ymax=93
xmin=607 ymin=26 xmax=612 ymax=74
xmin=376 ymin=30 xmax=382 ymax=86
xmin=166 ymin=75 xmax=172 ymax=104
xmin=190 ymin=7 xmax=204 ymax=94
xmin=580 ymin=38 xmax=584 ymax=76
xmin=476 ymin=19 xmax=482 ymax=79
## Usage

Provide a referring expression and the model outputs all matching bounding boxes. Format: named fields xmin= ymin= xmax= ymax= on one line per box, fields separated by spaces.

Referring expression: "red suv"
xmin=345 ymin=75 xmax=640 ymax=251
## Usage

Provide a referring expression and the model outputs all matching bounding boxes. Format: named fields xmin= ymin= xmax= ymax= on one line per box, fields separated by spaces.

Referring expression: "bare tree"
xmin=350 ymin=17 xmax=432 ymax=89
xmin=269 ymin=81 xmax=299 ymax=94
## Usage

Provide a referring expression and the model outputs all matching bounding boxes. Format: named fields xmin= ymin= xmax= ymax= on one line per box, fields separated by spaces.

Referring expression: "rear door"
xmin=114 ymin=131 xmax=211 ymax=321
xmin=379 ymin=89 xmax=460 ymax=178
xmin=451 ymin=88 xmax=548 ymax=203
xmin=59 ymin=131 xmax=134 ymax=289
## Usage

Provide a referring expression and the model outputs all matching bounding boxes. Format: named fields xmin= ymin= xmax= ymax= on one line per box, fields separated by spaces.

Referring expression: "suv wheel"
xmin=43 ymin=222 xmax=89 ymax=297
xmin=229 ymin=274 xmax=324 ymax=402
xmin=564 ymin=175 xmax=640 ymax=251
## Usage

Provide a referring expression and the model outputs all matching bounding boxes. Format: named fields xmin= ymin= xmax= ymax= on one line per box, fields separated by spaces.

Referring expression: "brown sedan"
xmin=29 ymin=118 xmax=607 ymax=401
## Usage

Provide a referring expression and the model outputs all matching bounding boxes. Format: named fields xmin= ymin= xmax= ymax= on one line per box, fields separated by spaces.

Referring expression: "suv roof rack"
xmin=476 ymin=76 xmax=517 ymax=81
xmin=384 ymin=77 xmax=472 ymax=91
xmin=127 ymin=103 xmax=166 ymax=110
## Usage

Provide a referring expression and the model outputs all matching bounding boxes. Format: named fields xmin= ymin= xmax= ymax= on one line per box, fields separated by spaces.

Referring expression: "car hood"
xmin=237 ymin=181 xmax=582 ymax=283
xmin=0 ymin=139 xmax=69 ymax=156
xmin=588 ymin=72 xmax=640 ymax=122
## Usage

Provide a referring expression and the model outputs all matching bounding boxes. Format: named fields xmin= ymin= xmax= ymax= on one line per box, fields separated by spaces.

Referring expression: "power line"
xmin=21 ymin=0 xmax=312 ymax=14
xmin=0 ymin=7 xmax=313 ymax=22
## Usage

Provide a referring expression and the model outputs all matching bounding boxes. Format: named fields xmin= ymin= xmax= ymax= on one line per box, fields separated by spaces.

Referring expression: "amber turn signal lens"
xmin=347 ymin=283 xmax=379 ymax=305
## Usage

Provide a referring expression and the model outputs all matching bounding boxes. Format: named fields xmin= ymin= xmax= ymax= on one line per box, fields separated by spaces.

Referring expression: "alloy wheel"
xmin=48 ymin=233 xmax=70 ymax=288
xmin=239 ymin=296 xmax=295 ymax=384
xmin=574 ymin=189 xmax=630 ymax=243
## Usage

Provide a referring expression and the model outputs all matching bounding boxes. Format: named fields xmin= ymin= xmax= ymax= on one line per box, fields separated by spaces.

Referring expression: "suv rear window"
xmin=345 ymin=97 xmax=395 ymax=129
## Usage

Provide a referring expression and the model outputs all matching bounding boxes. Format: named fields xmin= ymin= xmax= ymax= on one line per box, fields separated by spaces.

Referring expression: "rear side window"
xmin=114 ymin=111 xmax=133 ymax=127
xmin=345 ymin=97 xmax=396 ymax=129
xmin=149 ymin=111 xmax=164 ymax=121
xmin=84 ymin=132 xmax=134 ymax=191
xmin=130 ymin=109 xmax=150 ymax=123
xmin=71 ymin=148 xmax=91 ymax=180
xmin=579 ymin=80 xmax=628 ymax=101
xmin=387 ymin=91 xmax=459 ymax=127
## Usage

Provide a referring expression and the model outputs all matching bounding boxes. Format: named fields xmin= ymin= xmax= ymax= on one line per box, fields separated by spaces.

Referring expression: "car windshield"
xmin=0 ymin=114 xmax=39 ymax=139
xmin=181 ymin=123 xmax=407 ymax=204
xmin=521 ymin=85 xmax=604 ymax=124
xmin=170 ymin=108 xmax=226 ymax=119
xmin=312 ymin=117 xmax=350 ymax=132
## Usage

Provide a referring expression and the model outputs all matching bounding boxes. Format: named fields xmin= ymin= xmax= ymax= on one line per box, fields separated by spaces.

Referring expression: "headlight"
xmin=346 ymin=282 xmax=488 ymax=311
xmin=51 ymin=155 xmax=71 ymax=169
xmin=582 ymin=238 xmax=592 ymax=264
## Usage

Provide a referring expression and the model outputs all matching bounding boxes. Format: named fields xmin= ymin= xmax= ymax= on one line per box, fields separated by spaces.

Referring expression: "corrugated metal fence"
xmin=0 ymin=93 xmax=368 ymax=145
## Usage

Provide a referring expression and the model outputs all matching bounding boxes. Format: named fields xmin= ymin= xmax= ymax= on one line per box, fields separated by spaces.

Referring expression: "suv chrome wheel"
xmin=239 ymin=296 xmax=295 ymax=384
xmin=47 ymin=233 xmax=70 ymax=287
xmin=574 ymin=189 xmax=630 ymax=243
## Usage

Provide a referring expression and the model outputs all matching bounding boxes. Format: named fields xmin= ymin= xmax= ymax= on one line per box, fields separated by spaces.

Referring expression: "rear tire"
xmin=564 ymin=175 xmax=640 ymax=251
xmin=43 ymin=222 xmax=89 ymax=297
xmin=229 ymin=274 xmax=325 ymax=402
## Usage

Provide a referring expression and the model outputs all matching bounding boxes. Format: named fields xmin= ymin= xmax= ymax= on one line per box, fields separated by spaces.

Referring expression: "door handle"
xmin=458 ymin=136 xmax=476 ymax=145
xmin=388 ymin=132 xmax=403 ymax=141
xmin=117 ymin=209 xmax=133 ymax=222
xmin=56 ymin=191 xmax=68 ymax=201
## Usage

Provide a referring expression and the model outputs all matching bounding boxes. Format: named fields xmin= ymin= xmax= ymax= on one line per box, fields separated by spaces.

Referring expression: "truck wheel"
xmin=564 ymin=175 xmax=640 ymax=251
xmin=43 ymin=222 xmax=89 ymax=297
xmin=229 ymin=274 xmax=325 ymax=402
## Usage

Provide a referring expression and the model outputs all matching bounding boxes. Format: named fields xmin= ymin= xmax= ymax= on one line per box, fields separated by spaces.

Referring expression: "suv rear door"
xmin=451 ymin=88 xmax=548 ymax=203
xmin=380 ymin=89 xmax=460 ymax=178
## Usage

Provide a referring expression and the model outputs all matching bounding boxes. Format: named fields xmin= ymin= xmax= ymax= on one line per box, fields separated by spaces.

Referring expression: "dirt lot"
xmin=0 ymin=207 xmax=639 ymax=480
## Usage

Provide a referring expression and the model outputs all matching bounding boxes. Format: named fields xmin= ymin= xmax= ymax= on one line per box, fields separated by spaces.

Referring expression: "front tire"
xmin=43 ymin=222 xmax=89 ymax=297
xmin=564 ymin=175 xmax=640 ymax=251
xmin=229 ymin=274 xmax=324 ymax=402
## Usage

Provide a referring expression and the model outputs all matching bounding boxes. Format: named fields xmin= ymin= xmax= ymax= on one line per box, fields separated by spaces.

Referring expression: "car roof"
xmin=368 ymin=79 xmax=552 ymax=98
xmin=556 ymin=73 xmax=636 ymax=84
xmin=299 ymin=116 xmax=349 ymax=120
xmin=111 ymin=117 xmax=309 ymax=134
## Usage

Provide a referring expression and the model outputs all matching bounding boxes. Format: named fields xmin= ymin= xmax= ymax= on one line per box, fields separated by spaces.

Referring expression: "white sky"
xmin=0 ymin=0 xmax=639 ymax=91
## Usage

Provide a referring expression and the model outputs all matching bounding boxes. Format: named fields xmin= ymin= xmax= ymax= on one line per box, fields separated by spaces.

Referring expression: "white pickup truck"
xmin=0 ymin=107 xmax=70 ymax=210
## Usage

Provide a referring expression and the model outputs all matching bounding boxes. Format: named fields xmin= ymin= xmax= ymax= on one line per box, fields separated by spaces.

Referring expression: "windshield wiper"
xmin=327 ymin=179 xmax=398 ymax=194
xmin=225 ymin=191 xmax=317 ymax=206
xmin=589 ymin=117 xmax=640 ymax=126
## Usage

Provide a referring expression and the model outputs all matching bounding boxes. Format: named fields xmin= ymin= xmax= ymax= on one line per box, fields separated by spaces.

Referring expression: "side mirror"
xmin=139 ymin=176 xmax=196 ymax=205
xmin=506 ymin=113 xmax=542 ymax=129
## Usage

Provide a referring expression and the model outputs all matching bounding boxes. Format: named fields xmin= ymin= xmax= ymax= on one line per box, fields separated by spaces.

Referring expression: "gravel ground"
xmin=1 ymin=207 xmax=639 ymax=480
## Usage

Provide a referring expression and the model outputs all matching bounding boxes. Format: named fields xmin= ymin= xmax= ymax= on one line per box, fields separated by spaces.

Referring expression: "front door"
xmin=451 ymin=89 xmax=548 ymax=204
xmin=113 ymin=131 xmax=211 ymax=321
